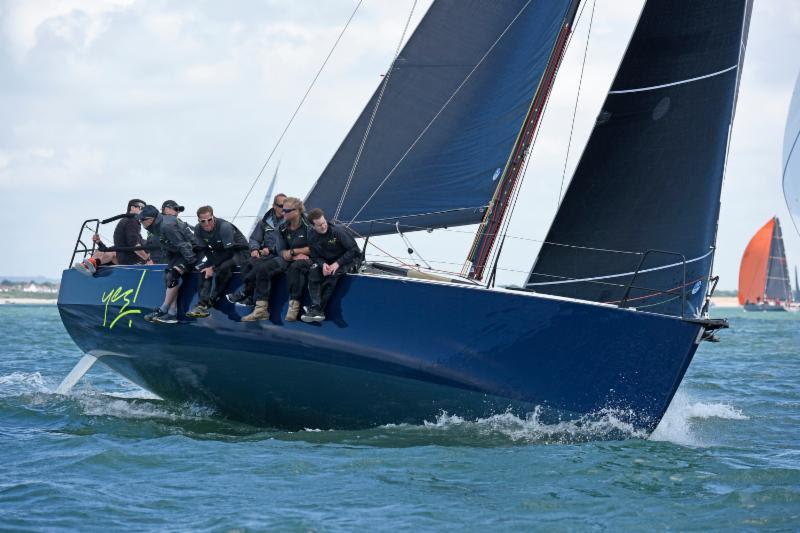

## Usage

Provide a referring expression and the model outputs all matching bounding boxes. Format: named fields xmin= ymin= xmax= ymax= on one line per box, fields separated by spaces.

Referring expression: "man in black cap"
xmin=138 ymin=204 xmax=197 ymax=324
xmin=186 ymin=205 xmax=249 ymax=318
xmin=161 ymin=200 xmax=184 ymax=216
xmin=145 ymin=200 xmax=185 ymax=263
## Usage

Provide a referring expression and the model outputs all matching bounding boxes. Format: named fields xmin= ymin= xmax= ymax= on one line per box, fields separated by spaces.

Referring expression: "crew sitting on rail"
xmin=138 ymin=204 xmax=197 ymax=324
xmin=145 ymin=200 xmax=185 ymax=264
xmin=228 ymin=193 xmax=287 ymax=309
xmin=73 ymin=198 xmax=151 ymax=275
xmin=276 ymin=197 xmax=312 ymax=322
xmin=301 ymin=208 xmax=360 ymax=323
xmin=186 ymin=206 xmax=249 ymax=319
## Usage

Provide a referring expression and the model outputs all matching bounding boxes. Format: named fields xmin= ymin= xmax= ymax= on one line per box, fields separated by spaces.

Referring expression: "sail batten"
xmin=305 ymin=0 xmax=579 ymax=237
xmin=608 ymin=64 xmax=738 ymax=94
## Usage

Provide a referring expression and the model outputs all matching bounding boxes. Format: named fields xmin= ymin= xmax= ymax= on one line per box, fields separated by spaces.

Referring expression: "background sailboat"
xmin=738 ymin=217 xmax=793 ymax=311
xmin=783 ymin=72 xmax=800 ymax=238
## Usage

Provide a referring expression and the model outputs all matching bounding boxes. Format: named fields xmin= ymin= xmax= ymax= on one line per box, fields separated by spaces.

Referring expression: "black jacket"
xmin=194 ymin=217 xmax=248 ymax=268
xmin=309 ymin=223 xmax=360 ymax=270
xmin=113 ymin=216 xmax=145 ymax=265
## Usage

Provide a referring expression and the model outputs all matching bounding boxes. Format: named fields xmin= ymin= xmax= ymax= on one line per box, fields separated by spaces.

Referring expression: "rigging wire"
xmin=334 ymin=0 xmax=419 ymax=221
xmin=557 ymin=0 xmax=596 ymax=204
xmin=231 ymin=0 xmax=364 ymax=224
xmin=395 ymin=221 xmax=431 ymax=269
xmin=483 ymin=0 xmax=596 ymax=287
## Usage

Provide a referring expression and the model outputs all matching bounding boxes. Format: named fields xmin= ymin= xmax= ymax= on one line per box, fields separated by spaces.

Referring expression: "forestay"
xmin=305 ymin=0 xmax=578 ymax=236
xmin=527 ymin=0 xmax=753 ymax=318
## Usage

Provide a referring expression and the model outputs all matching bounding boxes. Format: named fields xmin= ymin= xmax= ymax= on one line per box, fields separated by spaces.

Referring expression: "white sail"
xmin=249 ymin=161 xmax=281 ymax=235
xmin=783 ymin=72 xmax=800 ymax=237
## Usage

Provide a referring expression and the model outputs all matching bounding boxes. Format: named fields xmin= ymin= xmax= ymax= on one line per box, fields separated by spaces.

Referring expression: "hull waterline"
xmin=57 ymin=266 xmax=703 ymax=432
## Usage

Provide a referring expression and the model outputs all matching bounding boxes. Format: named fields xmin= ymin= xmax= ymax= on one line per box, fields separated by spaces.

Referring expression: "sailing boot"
xmin=186 ymin=303 xmax=210 ymax=318
xmin=285 ymin=299 xmax=301 ymax=322
xmin=241 ymin=300 xmax=269 ymax=322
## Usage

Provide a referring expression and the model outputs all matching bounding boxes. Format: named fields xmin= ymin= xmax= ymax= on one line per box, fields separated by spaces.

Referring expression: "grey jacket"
xmin=147 ymin=214 xmax=197 ymax=266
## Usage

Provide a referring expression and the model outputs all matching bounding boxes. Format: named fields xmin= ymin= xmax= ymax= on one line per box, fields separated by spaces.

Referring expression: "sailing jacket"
xmin=112 ymin=216 xmax=145 ymax=265
xmin=194 ymin=217 xmax=248 ymax=269
xmin=147 ymin=214 xmax=197 ymax=269
xmin=277 ymin=217 xmax=312 ymax=257
xmin=309 ymin=223 xmax=360 ymax=271
xmin=249 ymin=208 xmax=283 ymax=253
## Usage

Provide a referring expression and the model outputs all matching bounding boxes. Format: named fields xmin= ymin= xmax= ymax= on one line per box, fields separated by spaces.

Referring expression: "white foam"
xmin=650 ymin=390 xmax=748 ymax=446
xmin=420 ymin=406 xmax=649 ymax=443
xmin=78 ymin=392 xmax=215 ymax=421
xmin=0 ymin=371 xmax=51 ymax=396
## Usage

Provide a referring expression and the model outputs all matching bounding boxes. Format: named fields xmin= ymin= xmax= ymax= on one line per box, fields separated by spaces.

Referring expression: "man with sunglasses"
xmin=186 ymin=206 xmax=249 ymax=319
xmin=138 ymin=204 xmax=197 ymax=324
xmin=228 ymin=193 xmax=287 ymax=308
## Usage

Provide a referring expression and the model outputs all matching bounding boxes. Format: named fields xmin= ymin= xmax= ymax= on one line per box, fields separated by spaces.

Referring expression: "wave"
xmin=650 ymin=390 xmax=748 ymax=446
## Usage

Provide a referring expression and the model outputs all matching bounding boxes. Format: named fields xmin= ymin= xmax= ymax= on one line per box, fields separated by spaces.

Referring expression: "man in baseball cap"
xmin=161 ymin=200 xmax=185 ymax=214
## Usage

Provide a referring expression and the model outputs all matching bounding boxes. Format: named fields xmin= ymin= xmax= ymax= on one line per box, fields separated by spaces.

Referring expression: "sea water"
xmin=0 ymin=305 xmax=798 ymax=530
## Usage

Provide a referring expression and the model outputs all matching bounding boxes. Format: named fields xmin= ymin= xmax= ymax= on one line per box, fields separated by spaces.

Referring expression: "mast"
xmin=463 ymin=0 xmax=581 ymax=281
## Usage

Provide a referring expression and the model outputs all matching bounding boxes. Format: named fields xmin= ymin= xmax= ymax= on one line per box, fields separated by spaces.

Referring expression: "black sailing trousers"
xmin=308 ymin=263 xmax=345 ymax=311
xmin=285 ymin=259 xmax=311 ymax=301
xmin=253 ymin=256 xmax=287 ymax=301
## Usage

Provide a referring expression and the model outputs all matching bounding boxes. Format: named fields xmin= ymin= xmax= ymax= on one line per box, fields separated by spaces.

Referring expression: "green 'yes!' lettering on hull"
xmin=101 ymin=270 xmax=148 ymax=329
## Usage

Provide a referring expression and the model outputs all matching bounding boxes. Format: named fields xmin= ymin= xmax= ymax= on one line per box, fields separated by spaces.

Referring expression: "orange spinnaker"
xmin=738 ymin=218 xmax=775 ymax=305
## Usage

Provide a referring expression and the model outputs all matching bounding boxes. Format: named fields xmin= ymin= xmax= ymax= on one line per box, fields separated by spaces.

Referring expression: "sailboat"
xmin=58 ymin=0 xmax=751 ymax=433
xmin=784 ymin=71 xmax=800 ymax=238
xmin=738 ymin=217 xmax=793 ymax=311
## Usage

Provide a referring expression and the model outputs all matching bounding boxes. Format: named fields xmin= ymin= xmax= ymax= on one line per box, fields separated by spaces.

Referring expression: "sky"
xmin=1 ymin=0 xmax=799 ymax=290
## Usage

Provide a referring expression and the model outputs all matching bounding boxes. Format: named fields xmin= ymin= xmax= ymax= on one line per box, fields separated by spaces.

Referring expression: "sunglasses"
xmin=274 ymin=203 xmax=284 ymax=208
xmin=282 ymin=208 xmax=297 ymax=213
xmin=199 ymin=217 xmax=214 ymax=224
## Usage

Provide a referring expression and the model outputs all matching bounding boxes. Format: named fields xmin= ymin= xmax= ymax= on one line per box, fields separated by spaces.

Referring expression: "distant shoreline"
xmin=0 ymin=298 xmax=57 ymax=305
xmin=710 ymin=296 xmax=739 ymax=308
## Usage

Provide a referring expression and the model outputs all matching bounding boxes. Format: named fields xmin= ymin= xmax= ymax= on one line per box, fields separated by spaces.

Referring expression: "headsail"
xmin=526 ymin=0 xmax=753 ymax=317
xmin=739 ymin=218 xmax=776 ymax=306
xmin=738 ymin=217 xmax=793 ymax=305
xmin=305 ymin=0 xmax=580 ymax=237
xmin=784 ymin=72 xmax=800 ymax=237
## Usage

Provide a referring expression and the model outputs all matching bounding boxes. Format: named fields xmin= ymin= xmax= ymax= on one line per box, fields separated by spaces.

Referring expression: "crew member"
xmin=277 ymin=197 xmax=312 ymax=322
xmin=302 ymin=208 xmax=360 ymax=323
xmin=74 ymin=198 xmax=151 ymax=274
xmin=146 ymin=200 xmax=186 ymax=263
xmin=229 ymin=193 xmax=286 ymax=308
xmin=186 ymin=206 xmax=249 ymax=319
xmin=138 ymin=204 xmax=197 ymax=324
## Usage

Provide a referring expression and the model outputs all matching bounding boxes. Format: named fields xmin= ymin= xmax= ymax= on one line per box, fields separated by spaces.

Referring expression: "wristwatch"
xmin=290 ymin=249 xmax=295 ymax=257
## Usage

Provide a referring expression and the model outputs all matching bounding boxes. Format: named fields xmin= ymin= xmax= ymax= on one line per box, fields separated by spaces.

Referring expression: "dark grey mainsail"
xmin=765 ymin=218 xmax=793 ymax=303
xmin=305 ymin=0 xmax=579 ymax=237
xmin=527 ymin=0 xmax=753 ymax=317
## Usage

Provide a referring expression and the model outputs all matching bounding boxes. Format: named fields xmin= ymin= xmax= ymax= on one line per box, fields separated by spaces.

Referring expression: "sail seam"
xmin=525 ymin=249 xmax=713 ymax=287
xmin=608 ymin=64 xmax=738 ymax=95
xmin=346 ymin=0 xmax=536 ymax=227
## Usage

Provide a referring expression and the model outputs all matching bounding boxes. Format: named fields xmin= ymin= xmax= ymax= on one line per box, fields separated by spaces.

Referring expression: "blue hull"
xmin=57 ymin=266 xmax=702 ymax=432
